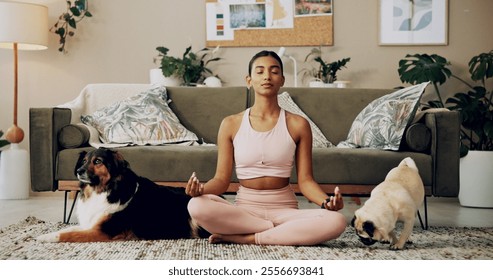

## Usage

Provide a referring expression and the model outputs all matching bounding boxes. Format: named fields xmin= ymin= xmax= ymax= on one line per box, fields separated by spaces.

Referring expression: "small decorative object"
xmin=379 ymin=0 xmax=448 ymax=45
xmin=277 ymin=47 xmax=298 ymax=87
xmin=50 ymin=0 xmax=92 ymax=53
xmin=300 ymin=46 xmax=350 ymax=87
xmin=154 ymin=45 xmax=222 ymax=86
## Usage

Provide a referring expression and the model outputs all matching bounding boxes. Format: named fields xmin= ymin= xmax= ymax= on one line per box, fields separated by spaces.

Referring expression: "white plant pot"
xmin=0 ymin=144 xmax=30 ymax=200
xmin=459 ymin=150 xmax=493 ymax=208
xmin=308 ymin=80 xmax=336 ymax=88
xmin=149 ymin=69 xmax=181 ymax=86
xmin=203 ymin=76 xmax=222 ymax=87
xmin=333 ymin=80 xmax=351 ymax=88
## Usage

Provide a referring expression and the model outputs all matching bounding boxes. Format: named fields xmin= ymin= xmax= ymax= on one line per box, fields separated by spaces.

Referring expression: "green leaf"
xmin=469 ymin=50 xmax=493 ymax=81
xmin=70 ymin=7 xmax=81 ymax=17
xmin=68 ymin=18 xmax=77 ymax=29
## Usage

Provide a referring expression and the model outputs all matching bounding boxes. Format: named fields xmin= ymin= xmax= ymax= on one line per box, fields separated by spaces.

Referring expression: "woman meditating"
xmin=186 ymin=50 xmax=346 ymax=246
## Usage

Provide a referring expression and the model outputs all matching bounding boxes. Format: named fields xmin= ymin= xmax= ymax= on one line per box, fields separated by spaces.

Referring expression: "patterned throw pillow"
xmin=81 ymin=86 xmax=198 ymax=145
xmin=337 ymin=82 xmax=429 ymax=150
xmin=278 ymin=91 xmax=334 ymax=148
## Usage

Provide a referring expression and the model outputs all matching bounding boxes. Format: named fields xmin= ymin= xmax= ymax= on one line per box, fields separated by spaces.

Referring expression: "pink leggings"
xmin=187 ymin=185 xmax=347 ymax=246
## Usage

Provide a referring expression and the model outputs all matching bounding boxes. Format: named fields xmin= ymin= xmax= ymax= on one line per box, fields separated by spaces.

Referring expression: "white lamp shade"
xmin=0 ymin=1 xmax=48 ymax=50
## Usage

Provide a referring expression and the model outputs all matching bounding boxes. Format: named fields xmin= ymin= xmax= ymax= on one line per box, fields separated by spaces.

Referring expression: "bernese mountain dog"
xmin=37 ymin=148 xmax=209 ymax=242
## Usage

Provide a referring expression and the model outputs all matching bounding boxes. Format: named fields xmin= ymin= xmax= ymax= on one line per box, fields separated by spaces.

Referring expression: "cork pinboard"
xmin=205 ymin=0 xmax=333 ymax=47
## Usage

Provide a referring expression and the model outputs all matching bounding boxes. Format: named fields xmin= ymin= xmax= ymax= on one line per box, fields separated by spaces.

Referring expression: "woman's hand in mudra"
xmin=185 ymin=172 xmax=204 ymax=197
xmin=323 ymin=186 xmax=344 ymax=211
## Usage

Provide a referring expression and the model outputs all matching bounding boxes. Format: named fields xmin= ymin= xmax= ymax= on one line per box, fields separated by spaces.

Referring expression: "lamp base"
xmin=0 ymin=144 xmax=30 ymax=200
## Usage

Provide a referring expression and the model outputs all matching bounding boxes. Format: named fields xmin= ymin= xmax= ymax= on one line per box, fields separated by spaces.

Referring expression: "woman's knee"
xmin=330 ymin=212 xmax=348 ymax=237
xmin=318 ymin=210 xmax=347 ymax=238
xmin=187 ymin=195 xmax=214 ymax=220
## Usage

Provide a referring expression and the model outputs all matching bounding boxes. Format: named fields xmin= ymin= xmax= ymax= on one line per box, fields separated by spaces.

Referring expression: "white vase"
xmin=203 ymin=76 xmax=222 ymax=87
xmin=0 ymin=144 xmax=30 ymax=199
xmin=459 ymin=150 xmax=493 ymax=208
xmin=149 ymin=69 xmax=181 ymax=86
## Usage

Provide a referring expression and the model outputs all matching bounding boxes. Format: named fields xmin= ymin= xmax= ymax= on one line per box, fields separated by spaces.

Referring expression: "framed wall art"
xmin=379 ymin=0 xmax=448 ymax=45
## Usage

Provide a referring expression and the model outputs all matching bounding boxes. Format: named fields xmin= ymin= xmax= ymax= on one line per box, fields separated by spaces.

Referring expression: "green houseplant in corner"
xmin=300 ymin=46 xmax=351 ymax=87
xmin=154 ymin=46 xmax=222 ymax=87
xmin=399 ymin=50 xmax=493 ymax=208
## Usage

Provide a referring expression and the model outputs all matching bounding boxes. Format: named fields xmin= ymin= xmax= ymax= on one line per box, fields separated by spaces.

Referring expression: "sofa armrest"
xmin=29 ymin=108 xmax=72 ymax=192
xmin=424 ymin=110 xmax=460 ymax=197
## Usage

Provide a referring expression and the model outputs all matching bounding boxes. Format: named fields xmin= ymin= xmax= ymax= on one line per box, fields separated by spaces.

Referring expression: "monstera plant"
xmin=398 ymin=50 xmax=493 ymax=155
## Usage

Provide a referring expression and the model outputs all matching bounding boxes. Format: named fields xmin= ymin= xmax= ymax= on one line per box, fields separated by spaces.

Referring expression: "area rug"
xmin=1 ymin=217 xmax=492 ymax=260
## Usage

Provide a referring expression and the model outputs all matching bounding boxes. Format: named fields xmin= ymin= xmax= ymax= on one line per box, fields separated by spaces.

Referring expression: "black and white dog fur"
xmin=37 ymin=148 xmax=209 ymax=242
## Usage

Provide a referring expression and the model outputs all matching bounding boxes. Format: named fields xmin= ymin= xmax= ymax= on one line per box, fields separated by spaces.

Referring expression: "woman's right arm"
xmin=186 ymin=115 xmax=237 ymax=196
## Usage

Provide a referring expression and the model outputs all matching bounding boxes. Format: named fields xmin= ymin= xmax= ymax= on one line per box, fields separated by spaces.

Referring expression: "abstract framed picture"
xmin=379 ymin=0 xmax=448 ymax=45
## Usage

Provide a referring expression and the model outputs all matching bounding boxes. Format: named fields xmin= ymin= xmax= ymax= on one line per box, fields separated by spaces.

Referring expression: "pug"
xmin=351 ymin=157 xmax=424 ymax=250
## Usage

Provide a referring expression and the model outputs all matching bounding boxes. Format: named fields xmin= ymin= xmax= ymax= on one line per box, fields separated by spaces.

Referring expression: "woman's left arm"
xmin=287 ymin=114 xmax=329 ymax=207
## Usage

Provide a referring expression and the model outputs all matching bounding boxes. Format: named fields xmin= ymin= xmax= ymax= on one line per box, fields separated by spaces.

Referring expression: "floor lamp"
xmin=0 ymin=2 xmax=48 ymax=199
xmin=277 ymin=47 xmax=298 ymax=87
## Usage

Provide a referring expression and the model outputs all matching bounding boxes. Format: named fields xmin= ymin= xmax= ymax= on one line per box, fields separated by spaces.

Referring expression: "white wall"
xmin=1 ymin=0 xmax=492 ymax=150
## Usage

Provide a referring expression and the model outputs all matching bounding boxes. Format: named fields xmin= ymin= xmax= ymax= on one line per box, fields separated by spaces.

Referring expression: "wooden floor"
xmin=1 ymin=192 xmax=493 ymax=229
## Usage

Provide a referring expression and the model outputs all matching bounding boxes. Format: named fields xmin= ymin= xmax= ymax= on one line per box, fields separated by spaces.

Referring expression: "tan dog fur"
xmin=351 ymin=157 xmax=424 ymax=250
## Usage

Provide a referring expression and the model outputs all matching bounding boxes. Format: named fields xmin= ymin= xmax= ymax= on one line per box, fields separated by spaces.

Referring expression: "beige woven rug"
xmin=1 ymin=216 xmax=492 ymax=260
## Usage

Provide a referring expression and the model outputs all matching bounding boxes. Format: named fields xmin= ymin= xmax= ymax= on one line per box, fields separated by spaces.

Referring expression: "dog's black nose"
xmin=359 ymin=237 xmax=377 ymax=246
xmin=76 ymin=168 xmax=85 ymax=176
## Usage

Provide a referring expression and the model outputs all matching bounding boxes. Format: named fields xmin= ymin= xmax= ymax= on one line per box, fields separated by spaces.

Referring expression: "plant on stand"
xmin=154 ymin=45 xmax=222 ymax=86
xmin=299 ymin=46 xmax=350 ymax=86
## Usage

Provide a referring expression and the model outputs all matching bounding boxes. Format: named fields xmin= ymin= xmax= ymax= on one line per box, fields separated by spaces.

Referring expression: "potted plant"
xmin=300 ymin=46 xmax=351 ymax=87
xmin=153 ymin=45 xmax=222 ymax=87
xmin=50 ymin=0 xmax=92 ymax=53
xmin=398 ymin=50 xmax=493 ymax=208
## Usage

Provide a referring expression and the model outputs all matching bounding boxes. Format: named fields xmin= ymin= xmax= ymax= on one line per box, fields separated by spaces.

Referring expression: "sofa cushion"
xmin=337 ymin=82 xmax=429 ymax=150
xmin=58 ymin=124 xmax=90 ymax=148
xmin=81 ymin=86 xmax=199 ymax=145
xmin=402 ymin=123 xmax=431 ymax=152
xmin=278 ymin=92 xmax=333 ymax=148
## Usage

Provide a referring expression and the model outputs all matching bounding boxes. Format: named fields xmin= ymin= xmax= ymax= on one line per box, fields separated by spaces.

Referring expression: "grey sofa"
xmin=29 ymin=85 xmax=460 ymax=225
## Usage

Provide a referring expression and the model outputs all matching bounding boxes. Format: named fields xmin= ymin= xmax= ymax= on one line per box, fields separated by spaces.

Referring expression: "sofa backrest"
xmin=249 ymin=87 xmax=395 ymax=145
xmin=167 ymin=86 xmax=249 ymax=144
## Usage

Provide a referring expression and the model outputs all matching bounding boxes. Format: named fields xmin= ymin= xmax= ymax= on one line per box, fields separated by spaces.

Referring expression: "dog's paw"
xmin=36 ymin=232 xmax=61 ymax=243
xmin=389 ymin=243 xmax=405 ymax=250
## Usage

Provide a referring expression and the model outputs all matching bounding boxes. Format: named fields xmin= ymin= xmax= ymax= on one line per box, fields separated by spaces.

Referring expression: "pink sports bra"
xmin=233 ymin=108 xmax=296 ymax=180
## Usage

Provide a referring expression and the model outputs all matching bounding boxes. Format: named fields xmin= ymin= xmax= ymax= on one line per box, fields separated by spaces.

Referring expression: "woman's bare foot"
xmin=327 ymin=186 xmax=344 ymax=211
xmin=208 ymin=233 xmax=256 ymax=244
